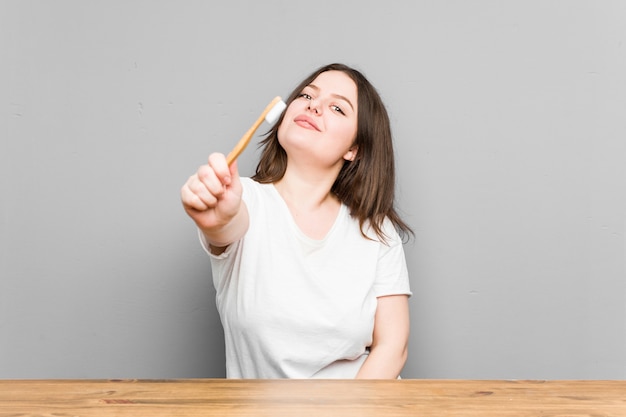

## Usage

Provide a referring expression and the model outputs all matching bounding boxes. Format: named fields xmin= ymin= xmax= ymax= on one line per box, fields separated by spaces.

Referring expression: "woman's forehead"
xmin=308 ymin=71 xmax=357 ymax=106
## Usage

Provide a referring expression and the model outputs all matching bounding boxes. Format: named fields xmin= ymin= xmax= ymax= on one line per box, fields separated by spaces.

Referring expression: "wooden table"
xmin=1 ymin=379 xmax=625 ymax=416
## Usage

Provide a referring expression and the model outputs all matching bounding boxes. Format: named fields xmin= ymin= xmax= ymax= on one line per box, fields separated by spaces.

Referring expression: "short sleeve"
xmin=373 ymin=222 xmax=412 ymax=298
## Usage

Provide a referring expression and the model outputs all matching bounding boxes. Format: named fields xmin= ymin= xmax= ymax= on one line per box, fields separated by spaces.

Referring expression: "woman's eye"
xmin=331 ymin=105 xmax=345 ymax=115
xmin=299 ymin=93 xmax=312 ymax=100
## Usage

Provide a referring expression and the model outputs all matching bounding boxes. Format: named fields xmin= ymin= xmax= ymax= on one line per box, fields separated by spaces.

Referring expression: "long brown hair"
xmin=253 ymin=63 xmax=413 ymax=243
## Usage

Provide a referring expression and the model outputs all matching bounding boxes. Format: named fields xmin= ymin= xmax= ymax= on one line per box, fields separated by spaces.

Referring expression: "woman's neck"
xmin=274 ymin=164 xmax=340 ymax=210
xmin=274 ymin=177 xmax=337 ymax=211
xmin=273 ymin=166 xmax=342 ymax=240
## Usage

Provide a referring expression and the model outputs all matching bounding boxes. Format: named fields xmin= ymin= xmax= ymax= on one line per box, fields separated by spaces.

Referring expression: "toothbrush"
xmin=225 ymin=96 xmax=287 ymax=165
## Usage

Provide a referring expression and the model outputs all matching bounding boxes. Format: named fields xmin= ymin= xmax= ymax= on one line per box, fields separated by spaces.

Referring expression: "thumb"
xmin=228 ymin=159 xmax=242 ymax=191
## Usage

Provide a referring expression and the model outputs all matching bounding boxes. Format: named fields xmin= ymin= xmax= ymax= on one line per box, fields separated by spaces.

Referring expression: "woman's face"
xmin=277 ymin=70 xmax=358 ymax=168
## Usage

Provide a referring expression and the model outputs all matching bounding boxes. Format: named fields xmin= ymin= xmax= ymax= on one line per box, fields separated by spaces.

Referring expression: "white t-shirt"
xmin=202 ymin=177 xmax=411 ymax=378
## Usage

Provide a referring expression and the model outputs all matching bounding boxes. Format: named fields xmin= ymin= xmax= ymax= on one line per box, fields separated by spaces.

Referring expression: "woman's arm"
xmin=356 ymin=294 xmax=410 ymax=379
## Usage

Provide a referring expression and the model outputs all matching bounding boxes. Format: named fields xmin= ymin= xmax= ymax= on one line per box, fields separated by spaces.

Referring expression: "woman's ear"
xmin=344 ymin=145 xmax=358 ymax=162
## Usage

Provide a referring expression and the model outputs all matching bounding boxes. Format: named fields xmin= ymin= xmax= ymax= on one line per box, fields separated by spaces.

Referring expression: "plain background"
xmin=2 ymin=1 xmax=625 ymax=379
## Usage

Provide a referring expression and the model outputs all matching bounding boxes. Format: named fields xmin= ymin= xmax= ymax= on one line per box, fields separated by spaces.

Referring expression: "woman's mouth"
xmin=294 ymin=115 xmax=321 ymax=131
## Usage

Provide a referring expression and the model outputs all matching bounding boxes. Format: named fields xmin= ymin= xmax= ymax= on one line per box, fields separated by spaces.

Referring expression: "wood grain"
xmin=0 ymin=379 xmax=624 ymax=417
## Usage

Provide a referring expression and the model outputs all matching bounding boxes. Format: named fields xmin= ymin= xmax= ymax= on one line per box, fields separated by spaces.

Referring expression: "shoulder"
xmin=240 ymin=177 xmax=274 ymax=194
xmin=357 ymin=215 xmax=403 ymax=248
xmin=240 ymin=177 xmax=267 ymax=204
xmin=239 ymin=176 xmax=256 ymax=191
xmin=240 ymin=178 xmax=283 ymax=215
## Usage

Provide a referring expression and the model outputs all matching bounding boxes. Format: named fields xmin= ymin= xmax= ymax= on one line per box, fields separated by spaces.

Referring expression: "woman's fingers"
xmin=181 ymin=153 xmax=239 ymax=213
xmin=181 ymin=176 xmax=209 ymax=211
xmin=207 ymin=153 xmax=231 ymax=182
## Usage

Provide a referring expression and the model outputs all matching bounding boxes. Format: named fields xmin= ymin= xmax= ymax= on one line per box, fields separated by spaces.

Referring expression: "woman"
xmin=181 ymin=63 xmax=412 ymax=378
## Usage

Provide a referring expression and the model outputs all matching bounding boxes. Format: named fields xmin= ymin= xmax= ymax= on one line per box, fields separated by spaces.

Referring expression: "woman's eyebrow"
xmin=307 ymin=83 xmax=355 ymax=111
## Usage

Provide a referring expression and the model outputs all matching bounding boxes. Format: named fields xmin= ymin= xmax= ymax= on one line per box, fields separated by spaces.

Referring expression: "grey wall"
xmin=2 ymin=1 xmax=625 ymax=379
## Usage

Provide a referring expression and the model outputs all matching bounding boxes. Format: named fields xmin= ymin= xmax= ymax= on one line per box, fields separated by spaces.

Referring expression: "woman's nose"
xmin=307 ymin=98 xmax=321 ymax=114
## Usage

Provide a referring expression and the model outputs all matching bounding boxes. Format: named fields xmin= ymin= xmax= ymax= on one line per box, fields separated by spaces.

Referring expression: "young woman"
xmin=181 ymin=63 xmax=412 ymax=378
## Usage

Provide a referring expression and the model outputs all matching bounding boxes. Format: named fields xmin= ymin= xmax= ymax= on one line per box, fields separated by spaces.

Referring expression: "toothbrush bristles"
xmin=265 ymin=99 xmax=287 ymax=124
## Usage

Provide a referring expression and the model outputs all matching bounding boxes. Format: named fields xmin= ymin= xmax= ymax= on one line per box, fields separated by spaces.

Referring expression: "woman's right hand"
xmin=181 ymin=153 xmax=243 ymax=233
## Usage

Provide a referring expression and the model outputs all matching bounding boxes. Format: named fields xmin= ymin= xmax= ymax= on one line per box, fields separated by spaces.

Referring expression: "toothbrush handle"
xmin=225 ymin=115 xmax=265 ymax=165
xmin=225 ymin=96 xmax=284 ymax=166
